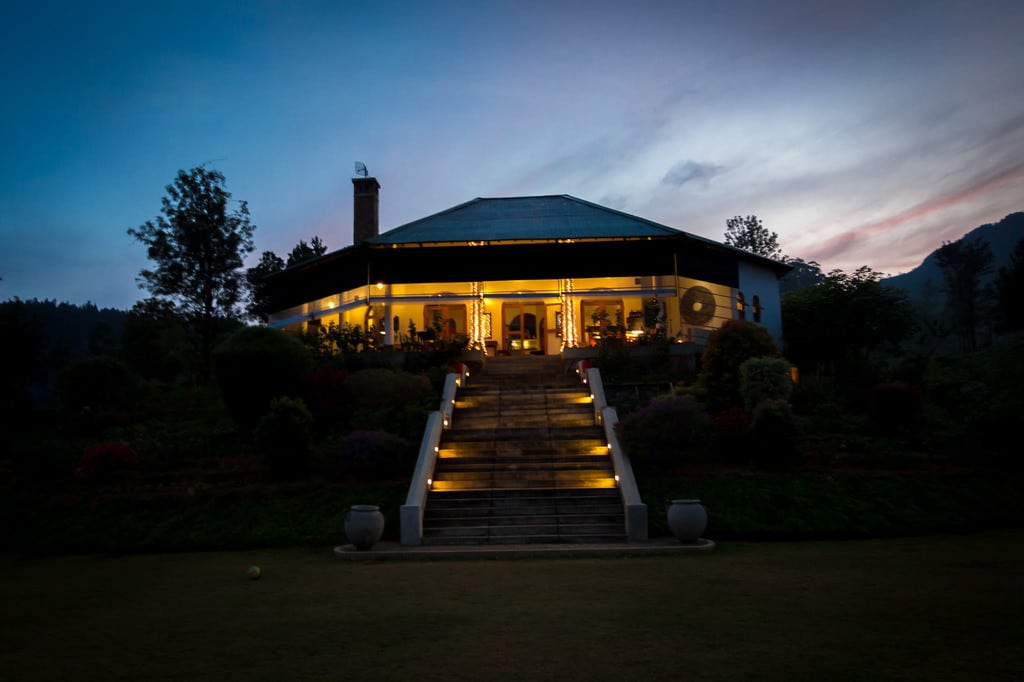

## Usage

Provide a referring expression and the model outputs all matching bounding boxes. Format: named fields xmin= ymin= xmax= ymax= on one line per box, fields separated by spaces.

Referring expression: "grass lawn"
xmin=2 ymin=532 xmax=1022 ymax=681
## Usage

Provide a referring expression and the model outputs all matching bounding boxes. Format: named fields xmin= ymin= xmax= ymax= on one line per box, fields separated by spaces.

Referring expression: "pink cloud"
xmin=803 ymin=162 xmax=1024 ymax=265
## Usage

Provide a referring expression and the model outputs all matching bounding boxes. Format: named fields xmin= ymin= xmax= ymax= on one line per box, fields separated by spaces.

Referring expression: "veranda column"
xmin=383 ymin=283 xmax=393 ymax=347
xmin=560 ymin=278 xmax=578 ymax=350
xmin=470 ymin=281 xmax=485 ymax=352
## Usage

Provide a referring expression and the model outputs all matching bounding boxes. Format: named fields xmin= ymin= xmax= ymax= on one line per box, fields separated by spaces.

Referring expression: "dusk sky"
xmin=2 ymin=1 xmax=1022 ymax=310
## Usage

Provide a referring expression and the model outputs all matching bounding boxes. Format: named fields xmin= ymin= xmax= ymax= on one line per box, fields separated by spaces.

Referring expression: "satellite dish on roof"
xmin=354 ymin=161 xmax=368 ymax=178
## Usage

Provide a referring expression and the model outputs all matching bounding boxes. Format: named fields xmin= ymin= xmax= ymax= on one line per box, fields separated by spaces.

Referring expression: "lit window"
xmin=736 ymin=292 xmax=746 ymax=321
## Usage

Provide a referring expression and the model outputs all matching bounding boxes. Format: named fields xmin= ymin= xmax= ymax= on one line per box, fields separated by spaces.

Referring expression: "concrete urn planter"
xmin=667 ymin=499 xmax=707 ymax=543
xmin=345 ymin=505 xmax=385 ymax=550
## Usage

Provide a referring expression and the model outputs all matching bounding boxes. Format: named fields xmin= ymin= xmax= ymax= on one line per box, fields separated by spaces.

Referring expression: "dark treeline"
xmin=2 ymin=298 xmax=126 ymax=358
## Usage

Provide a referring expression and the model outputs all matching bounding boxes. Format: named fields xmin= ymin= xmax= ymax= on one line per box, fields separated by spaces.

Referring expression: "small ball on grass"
xmin=246 ymin=565 xmax=261 ymax=580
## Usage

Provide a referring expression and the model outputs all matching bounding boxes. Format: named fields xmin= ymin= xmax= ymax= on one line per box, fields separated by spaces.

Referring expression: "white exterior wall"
xmin=737 ymin=261 xmax=784 ymax=344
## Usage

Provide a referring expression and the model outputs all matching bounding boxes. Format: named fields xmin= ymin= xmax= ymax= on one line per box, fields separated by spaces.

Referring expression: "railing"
xmin=581 ymin=364 xmax=648 ymax=542
xmin=400 ymin=369 xmax=466 ymax=546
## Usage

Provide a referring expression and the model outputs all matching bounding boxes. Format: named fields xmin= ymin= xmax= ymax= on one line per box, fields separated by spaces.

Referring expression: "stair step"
xmin=439 ymin=444 xmax=607 ymax=456
xmin=437 ymin=461 xmax=613 ymax=474
xmin=443 ymin=427 xmax=605 ymax=442
xmin=424 ymin=513 xmax=625 ymax=527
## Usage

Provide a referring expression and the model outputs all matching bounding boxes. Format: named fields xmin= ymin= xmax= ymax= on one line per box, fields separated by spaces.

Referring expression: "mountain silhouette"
xmin=882 ymin=212 xmax=1024 ymax=306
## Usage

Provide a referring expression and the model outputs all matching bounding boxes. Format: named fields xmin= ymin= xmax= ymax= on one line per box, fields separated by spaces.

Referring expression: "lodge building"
xmin=263 ymin=175 xmax=788 ymax=354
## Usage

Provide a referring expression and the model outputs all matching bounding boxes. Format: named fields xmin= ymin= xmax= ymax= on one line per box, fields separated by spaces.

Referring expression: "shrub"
xmin=614 ymin=396 xmax=712 ymax=473
xmin=750 ymin=399 xmax=801 ymax=470
xmin=333 ymin=429 xmax=415 ymax=479
xmin=305 ymin=363 xmax=351 ymax=432
xmin=75 ymin=442 xmax=140 ymax=481
xmin=254 ymin=397 xmax=314 ymax=478
xmin=58 ymin=356 xmax=138 ymax=426
xmin=212 ymin=326 xmax=314 ymax=431
xmin=349 ymin=403 xmax=433 ymax=442
xmin=711 ymin=406 xmax=751 ymax=462
xmin=597 ymin=337 xmax=630 ymax=380
xmin=790 ymin=372 xmax=840 ymax=416
xmin=699 ymin=320 xmax=780 ymax=411
xmin=343 ymin=368 xmax=432 ymax=408
xmin=739 ymin=356 xmax=793 ymax=412
xmin=868 ymin=382 xmax=924 ymax=434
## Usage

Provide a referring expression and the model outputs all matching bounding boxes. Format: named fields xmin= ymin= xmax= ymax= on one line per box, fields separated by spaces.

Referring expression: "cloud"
xmin=662 ymin=160 xmax=725 ymax=189
xmin=800 ymin=160 xmax=1024 ymax=268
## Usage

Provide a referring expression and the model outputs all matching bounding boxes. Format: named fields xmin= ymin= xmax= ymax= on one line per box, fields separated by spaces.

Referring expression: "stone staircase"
xmin=421 ymin=355 xmax=627 ymax=545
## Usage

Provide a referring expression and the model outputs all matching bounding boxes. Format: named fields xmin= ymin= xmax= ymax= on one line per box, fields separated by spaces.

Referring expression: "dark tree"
xmin=934 ymin=238 xmax=993 ymax=353
xmin=0 ymin=298 xmax=46 ymax=427
xmin=779 ymin=257 xmax=825 ymax=293
xmin=128 ymin=167 xmax=255 ymax=376
xmin=995 ymin=238 xmax=1024 ymax=332
xmin=286 ymin=236 xmax=328 ymax=266
xmin=245 ymin=250 xmax=286 ymax=322
xmin=724 ymin=215 xmax=783 ymax=260
xmin=782 ymin=266 xmax=918 ymax=379
xmin=120 ymin=298 xmax=193 ymax=381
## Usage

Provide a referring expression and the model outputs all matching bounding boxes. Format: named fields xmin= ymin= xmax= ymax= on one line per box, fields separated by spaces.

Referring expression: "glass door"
xmin=502 ymin=302 xmax=544 ymax=355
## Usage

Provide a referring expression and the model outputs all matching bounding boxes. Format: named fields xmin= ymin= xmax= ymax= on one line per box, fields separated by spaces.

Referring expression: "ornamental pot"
xmin=345 ymin=505 xmax=385 ymax=550
xmin=667 ymin=499 xmax=707 ymax=543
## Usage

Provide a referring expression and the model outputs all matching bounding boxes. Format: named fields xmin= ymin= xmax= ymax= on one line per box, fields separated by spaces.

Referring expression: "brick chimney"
xmin=352 ymin=176 xmax=380 ymax=244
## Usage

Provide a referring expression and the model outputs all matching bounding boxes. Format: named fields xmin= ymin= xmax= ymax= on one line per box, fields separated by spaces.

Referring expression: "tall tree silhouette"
xmin=934 ymin=238 xmax=993 ymax=352
xmin=286 ymin=236 xmax=328 ymax=266
xmin=724 ymin=215 xmax=783 ymax=260
xmin=995 ymin=237 xmax=1024 ymax=332
xmin=128 ymin=167 xmax=255 ymax=377
xmin=246 ymin=251 xmax=286 ymax=322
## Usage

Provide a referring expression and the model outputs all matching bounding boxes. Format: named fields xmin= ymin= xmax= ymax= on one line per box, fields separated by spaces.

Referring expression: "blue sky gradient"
xmin=2 ymin=0 xmax=1022 ymax=309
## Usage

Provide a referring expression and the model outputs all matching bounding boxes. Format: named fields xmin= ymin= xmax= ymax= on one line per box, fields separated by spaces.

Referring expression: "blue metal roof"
xmin=367 ymin=195 xmax=685 ymax=244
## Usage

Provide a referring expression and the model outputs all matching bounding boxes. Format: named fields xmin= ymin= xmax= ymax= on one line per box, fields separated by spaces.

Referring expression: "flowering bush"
xmin=335 ymin=430 xmax=415 ymax=479
xmin=614 ymin=396 xmax=712 ymax=473
xmin=711 ymin=406 xmax=751 ymax=461
xmin=75 ymin=442 xmax=140 ymax=481
xmin=343 ymin=368 xmax=432 ymax=408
